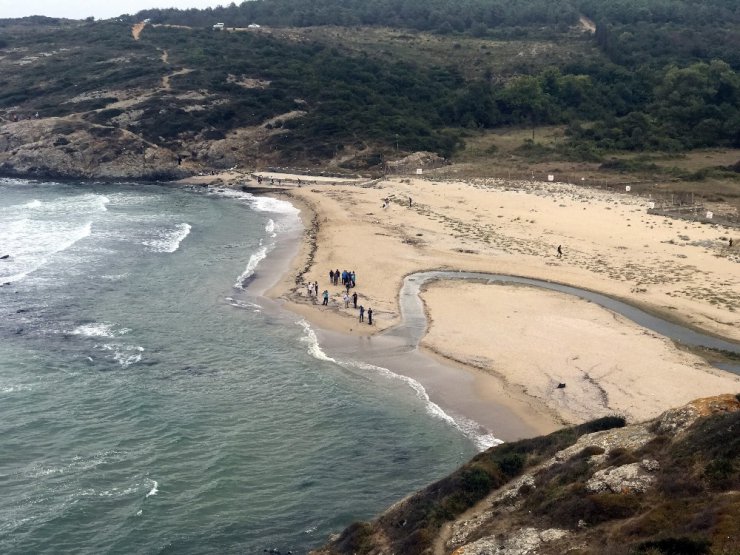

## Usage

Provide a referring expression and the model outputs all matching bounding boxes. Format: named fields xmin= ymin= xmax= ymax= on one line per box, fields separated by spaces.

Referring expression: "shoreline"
xmin=6 ymin=171 xmax=739 ymax=441
xmin=230 ymin=171 xmax=740 ymax=440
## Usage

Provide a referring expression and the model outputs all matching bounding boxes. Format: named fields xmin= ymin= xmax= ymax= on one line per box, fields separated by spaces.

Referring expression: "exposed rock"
xmin=0 ymin=118 xmax=188 ymax=181
xmin=585 ymin=460 xmax=658 ymax=493
xmin=452 ymin=527 xmax=569 ymax=555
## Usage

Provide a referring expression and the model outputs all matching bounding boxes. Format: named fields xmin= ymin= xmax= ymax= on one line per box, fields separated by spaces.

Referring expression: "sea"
xmin=0 ymin=179 xmax=478 ymax=554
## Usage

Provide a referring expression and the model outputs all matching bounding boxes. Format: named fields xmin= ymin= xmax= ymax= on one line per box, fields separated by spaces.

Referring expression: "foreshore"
xmin=184 ymin=170 xmax=740 ymax=440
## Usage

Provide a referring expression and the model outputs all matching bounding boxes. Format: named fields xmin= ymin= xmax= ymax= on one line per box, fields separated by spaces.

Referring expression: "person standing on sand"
xmin=359 ymin=305 xmax=364 ymax=322
xmin=557 ymin=245 xmax=563 ymax=258
xmin=314 ymin=281 xmax=318 ymax=297
xmin=322 ymin=290 xmax=329 ymax=306
xmin=730 ymin=238 xmax=734 ymax=248
xmin=409 ymin=196 xmax=412 ymax=207
xmin=367 ymin=308 xmax=373 ymax=325
xmin=329 ymin=269 xmax=334 ymax=283
xmin=351 ymin=271 xmax=356 ymax=287
xmin=343 ymin=292 xmax=350 ymax=308
xmin=307 ymin=282 xmax=313 ymax=297
xmin=352 ymin=291 xmax=358 ymax=308
xmin=334 ymin=269 xmax=340 ymax=286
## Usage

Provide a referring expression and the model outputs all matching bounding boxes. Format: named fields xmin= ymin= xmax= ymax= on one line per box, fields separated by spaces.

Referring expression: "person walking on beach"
xmin=367 ymin=307 xmax=373 ymax=325
xmin=557 ymin=245 xmax=563 ymax=258
xmin=307 ymin=282 xmax=314 ymax=297
xmin=343 ymin=292 xmax=350 ymax=308
xmin=334 ymin=269 xmax=340 ymax=286
xmin=322 ymin=290 xmax=329 ymax=306
xmin=314 ymin=281 xmax=318 ymax=297
xmin=352 ymin=291 xmax=358 ymax=308
xmin=409 ymin=196 xmax=412 ymax=207
xmin=350 ymin=271 xmax=356 ymax=287
xmin=329 ymin=269 xmax=334 ymax=283
xmin=359 ymin=305 xmax=364 ymax=322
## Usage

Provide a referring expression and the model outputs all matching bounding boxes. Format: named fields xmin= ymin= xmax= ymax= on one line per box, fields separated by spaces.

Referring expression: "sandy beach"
xmin=234 ymin=172 xmax=739 ymax=437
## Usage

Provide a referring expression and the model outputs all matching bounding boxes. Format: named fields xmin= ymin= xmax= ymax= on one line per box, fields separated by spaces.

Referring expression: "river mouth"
xmin=392 ymin=271 xmax=740 ymax=375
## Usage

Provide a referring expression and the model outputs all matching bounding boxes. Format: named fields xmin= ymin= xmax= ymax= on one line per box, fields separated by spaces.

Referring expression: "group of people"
xmin=330 ymin=268 xmax=356 ymax=291
xmin=304 ymin=268 xmax=373 ymax=325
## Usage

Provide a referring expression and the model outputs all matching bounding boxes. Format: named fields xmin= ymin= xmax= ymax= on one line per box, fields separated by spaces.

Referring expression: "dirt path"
xmin=131 ymin=22 xmax=146 ymax=41
xmin=161 ymin=68 xmax=192 ymax=91
xmin=579 ymin=15 xmax=596 ymax=33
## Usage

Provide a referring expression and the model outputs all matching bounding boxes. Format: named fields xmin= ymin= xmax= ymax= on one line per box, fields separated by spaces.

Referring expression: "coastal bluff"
xmin=0 ymin=118 xmax=188 ymax=181
xmin=313 ymin=394 xmax=740 ymax=555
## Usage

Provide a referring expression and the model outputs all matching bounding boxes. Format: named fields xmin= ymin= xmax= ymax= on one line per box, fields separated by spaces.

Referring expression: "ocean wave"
xmin=70 ymin=322 xmax=130 ymax=338
xmin=209 ymin=188 xmax=300 ymax=216
xmin=351 ymin=360 xmax=502 ymax=451
xmin=145 ymin=479 xmax=158 ymax=498
xmin=224 ymin=296 xmax=262 ymax=311
xmin=234 ymin=244 xmax=268 ymax=289
xmin=1 ymin=384 xmax=33 ymax=394
xmin=23 ymin=199 xmax=42 ymax=209
xmin=250 ymin=195 xmax=300 ymax=216
xmin=296 ymin=319 xmax=502 ymax=451
xmin=95 ymin=343 xmax=145 ymax=368
xmin=0 ymin=221 xmax=93 ymax=283
xmin=143 ymin=223 xmax=191 ymax=253
xmin=265 ymin=218 xmax=276 ymax=238
xmin=297 ymin=319 xmax=338 ymax=363
xmin=0 ymin=177 xmax=33 ymax=186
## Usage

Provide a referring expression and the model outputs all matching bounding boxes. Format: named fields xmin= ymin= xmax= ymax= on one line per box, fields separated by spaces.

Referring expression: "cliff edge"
xmin=314 ymin=394 xmax=740 ymax=555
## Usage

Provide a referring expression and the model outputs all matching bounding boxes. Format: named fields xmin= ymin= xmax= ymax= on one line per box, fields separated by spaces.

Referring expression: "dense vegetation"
xmin=1 ymin=0 xmax=739 ymax=166
xmin=133 ymin=0 xmax=740 ymax=156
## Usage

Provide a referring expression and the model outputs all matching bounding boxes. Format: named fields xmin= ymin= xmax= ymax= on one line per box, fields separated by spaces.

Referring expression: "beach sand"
xmin=239 ymin=173 xmax=739 ymax=437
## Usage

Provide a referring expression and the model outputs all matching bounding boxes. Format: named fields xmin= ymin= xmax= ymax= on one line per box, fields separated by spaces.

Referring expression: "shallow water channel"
xmin=391 ymin=271 xmax=740 ymax=375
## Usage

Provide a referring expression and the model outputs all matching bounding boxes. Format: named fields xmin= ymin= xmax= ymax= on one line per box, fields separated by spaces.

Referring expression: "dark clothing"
xmin=367 ymin=308 xmax=373 ymax=325
xmin=352 ymin=292 xmax=358 ymax=308
xmin=329 ymin=270 xmax=334 ymax=282
xmin=359 ymin=306 xmax=364 ymax=322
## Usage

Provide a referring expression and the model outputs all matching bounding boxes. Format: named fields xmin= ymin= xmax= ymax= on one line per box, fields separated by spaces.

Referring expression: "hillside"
xmin=0 ymin=0 xmax=739 ymax=190
xmin=313 ymin=395 xmax=740 ymax=555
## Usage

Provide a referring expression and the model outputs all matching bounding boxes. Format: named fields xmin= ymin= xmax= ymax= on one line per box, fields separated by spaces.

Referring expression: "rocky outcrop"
xmin=0 ymin=118 xmax=188 ymax=181
xmin=314 ymin=394 xmax=740 ymax=555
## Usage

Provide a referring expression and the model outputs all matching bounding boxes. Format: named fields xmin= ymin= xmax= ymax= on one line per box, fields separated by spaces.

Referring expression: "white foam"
xmin=0 ymin=220 xmax=93 ymax=283
xmin=23 ymin=199 xmax=42 ymax=209
xmin=234 ymin=244 xmax=268 ymax=289
xmin=71 ymin=323 xmax=116 ymax=338
xmin=96 ymin=343 xmax=145 ymax=368
xmin=297 ymin=319 xmax=338 ymax=363
xmin=145 ymin=480 xmax=158 ymax=498
xmin=354 ymin=360 xmax=503 ymax=451
xmin=250 ymin=195 xmax=299 ymax=216
xmin=265 ymin=218 xmax=276 ymax=238
xmin=0 ymin=177 xmax=32 ymax=185
xmin=143 ymin=223 xmax=191 ymax=253
xmin=296 ymin=319 xmax=502 ymax=451
xmin=1 ymin=384 xmax=33 ymax=394
xmin=224 ymin=296 xmax=262 ymax=310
